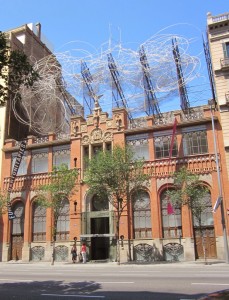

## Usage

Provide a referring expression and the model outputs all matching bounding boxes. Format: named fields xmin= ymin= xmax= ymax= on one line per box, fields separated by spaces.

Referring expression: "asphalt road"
xmin=0 ymin=262 xmax=228 ymax=300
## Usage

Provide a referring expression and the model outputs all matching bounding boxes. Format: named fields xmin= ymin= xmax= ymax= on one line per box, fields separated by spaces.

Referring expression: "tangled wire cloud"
xmin=13 ymin=30 xmax=209 ymax=135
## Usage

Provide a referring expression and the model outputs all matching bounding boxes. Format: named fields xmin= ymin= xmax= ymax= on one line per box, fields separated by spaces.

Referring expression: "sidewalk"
xmin=2 ymin=258 xmax=229 ymax=266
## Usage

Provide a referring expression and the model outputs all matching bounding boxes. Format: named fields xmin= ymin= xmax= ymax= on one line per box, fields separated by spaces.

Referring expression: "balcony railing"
xmin=212 ymin=13 xmax=229 ymax=23
xmin=3 ymin=154 xmax=219 ymax=192
xmin=3 ymin=169 xmax=81 ymax=192
xmin=143 ymin=153 xmax=218 ymax=178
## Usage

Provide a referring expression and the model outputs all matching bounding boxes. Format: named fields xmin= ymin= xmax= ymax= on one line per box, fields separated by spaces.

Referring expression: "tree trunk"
xmin=51 ymin=219 xmax=57 ymax=265
xmin=116 ymin=217 xmax=120 ymax=265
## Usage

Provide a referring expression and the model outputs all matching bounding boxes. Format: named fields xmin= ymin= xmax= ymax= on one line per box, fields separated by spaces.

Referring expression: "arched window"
xmin=56 ymin=198 xmax=70 ymax=241
xmin=32 ymin=202 xmax=46 ymax=241
xmin=132 ymin=190 xmax=152 ymax=239
xmin=192 ymin=190 xmax=213 ymax=227
xmin=11 ymin=201 xmax=25 ymax=260
xmin=161 ymin=190 xmax=182 ymax=238
xmin=12 ymin=201 xmax=24 ymax=235
xmin=91 ymin=194 xmax=109 ymax=211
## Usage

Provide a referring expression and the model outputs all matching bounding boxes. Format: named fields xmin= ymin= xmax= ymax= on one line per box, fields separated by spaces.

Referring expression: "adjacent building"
xmin=207 ymin=12 xmax=229 ymax=176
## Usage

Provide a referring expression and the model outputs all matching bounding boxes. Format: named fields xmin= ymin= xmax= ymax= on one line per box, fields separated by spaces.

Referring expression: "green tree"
xmin=0 ymin=190 xmax=8 ymax=214
xmin=0 ymin=31 xmax=39 ymax=106
xmin=166 ymin=166 xmax=210 ymax=261
xmin=84 ymin=145 xmax=151 ymax=263
xmin=35 ymin=164 xmax=78 ymax=265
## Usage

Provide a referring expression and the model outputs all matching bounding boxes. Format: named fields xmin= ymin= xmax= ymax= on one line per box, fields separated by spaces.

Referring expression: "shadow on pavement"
xmin=0 ymin=279 xmax=208 ymax=300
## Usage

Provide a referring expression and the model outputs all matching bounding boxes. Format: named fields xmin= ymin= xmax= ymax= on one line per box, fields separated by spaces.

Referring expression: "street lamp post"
xmin=209 ymin=100 xmax=229 ymax=263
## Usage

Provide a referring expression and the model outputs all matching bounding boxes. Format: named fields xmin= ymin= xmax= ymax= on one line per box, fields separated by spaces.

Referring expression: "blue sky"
xmin=0 ymin=0 xmax=227 ymax=52
xmin=0 ymin=0 xmax=228 ymax=115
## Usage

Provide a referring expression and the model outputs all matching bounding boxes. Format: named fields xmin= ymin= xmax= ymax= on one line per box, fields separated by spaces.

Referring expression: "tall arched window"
xmin=192 ymin=190 xmax=213 ymax=227
xmin=32 ymin=202 xmax=46 ymax=241
xmin=12 ymin=201 xmax=24 ymax=236
xmin=132 ymin=190 xmax=152 ymax=239
xmin=11 ymin=201 xmax=25 ymax=260
xmin=161 ymin=189 xmax=182 ymax=238
xmin=56 ymin=198 xmax=70 ymax=241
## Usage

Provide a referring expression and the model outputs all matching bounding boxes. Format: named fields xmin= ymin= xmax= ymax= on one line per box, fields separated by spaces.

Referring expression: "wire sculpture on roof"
xmin=11 ymin=29 xmax=208 ymax=136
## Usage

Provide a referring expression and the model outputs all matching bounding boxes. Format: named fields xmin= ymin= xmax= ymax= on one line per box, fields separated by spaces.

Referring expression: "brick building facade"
xmin=1 ymin=102 xmax=229 ymax=263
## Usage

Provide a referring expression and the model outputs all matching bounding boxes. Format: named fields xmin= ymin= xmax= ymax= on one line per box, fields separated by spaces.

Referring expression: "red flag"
xmin=167 ymin=201 xmax=174 ymax=215
xmin=169 ymin=118 xmax=177 ymax=158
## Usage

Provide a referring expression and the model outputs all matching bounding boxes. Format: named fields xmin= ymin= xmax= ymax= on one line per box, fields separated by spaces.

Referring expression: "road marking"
xmin=42 ymin=294 xmax=105 ymax=298
xmin=192 ymin=283 xmax=229 ymax=286
xmin=97 ymin=282 xmax=134 ymax=284
xmin=0 ymin=279 xmax=33 ymax=282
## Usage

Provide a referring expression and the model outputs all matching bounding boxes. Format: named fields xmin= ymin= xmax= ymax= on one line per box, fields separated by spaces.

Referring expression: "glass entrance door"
xmin=91 ymin=217 xmax=109 ymax=260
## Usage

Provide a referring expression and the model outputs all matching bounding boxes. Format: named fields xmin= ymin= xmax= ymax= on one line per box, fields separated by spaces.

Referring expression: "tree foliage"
xmin=84 ymin=145 xmax=151 ymax=262
xmin=166 ymin=166 xmax=209 ymax=227
xmin=35 ymin=164 xmax=78 ymax=241
xmin=0 ymin=31 xmax=39 ymax=106
xmin=0 ymin=190 xmax=8 ymax=214
xmin=84 ymin=145 xmax=150 ymax=211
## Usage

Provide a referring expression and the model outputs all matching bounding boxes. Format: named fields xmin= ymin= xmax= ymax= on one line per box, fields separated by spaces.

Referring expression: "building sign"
xmin=7 ymin=139 xmax=27 ymax=220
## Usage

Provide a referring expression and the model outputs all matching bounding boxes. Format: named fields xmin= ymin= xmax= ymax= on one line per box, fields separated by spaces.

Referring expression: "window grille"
xmin=53 ymin=145 xmax=70 ymax=168
xmin=31 ymin=149 xmax=48 ymax=173
xmin=182 ymin=131 xmax=208 ymax=156
xmin=126 ymin=134 xmax=149 ymax=160
xmin=31 ymin=246 xmax=45 ymax=261
xmin=32 ymin=202 xmax=46 ymax=241
xmin=132 ymin=190 xmax=152 ymax=238
xmin=154 ymin=135 xmax=178 ymax=159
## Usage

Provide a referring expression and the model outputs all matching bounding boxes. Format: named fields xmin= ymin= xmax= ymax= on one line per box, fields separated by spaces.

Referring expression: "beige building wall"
xmin=207 ymin=11 xmax=229 ymax=165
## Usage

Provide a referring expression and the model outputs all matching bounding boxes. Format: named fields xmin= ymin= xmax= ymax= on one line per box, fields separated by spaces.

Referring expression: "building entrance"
xmin=90 ymin=217 xmax=110 ymax=260
xmin=194 ymin=227 xmax=217 ymax=259
xmin=11 ymin=235 xmax=23 ymax=260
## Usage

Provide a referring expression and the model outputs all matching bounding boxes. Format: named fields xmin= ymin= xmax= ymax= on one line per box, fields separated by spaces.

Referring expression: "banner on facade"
xmin=7 ymin=139 xmax=27 ymax=220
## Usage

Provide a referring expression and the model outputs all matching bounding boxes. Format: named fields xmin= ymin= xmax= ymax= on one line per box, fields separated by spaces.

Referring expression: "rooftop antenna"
xmin=139 ymin=45 xmax=162 ymax=119
xmin=172 ymin=38 xmax=190 ymax=113
xmin=107 ymin=52 xmax=133 ymax=123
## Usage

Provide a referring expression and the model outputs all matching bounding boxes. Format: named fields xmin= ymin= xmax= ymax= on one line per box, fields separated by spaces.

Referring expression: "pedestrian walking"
xmin=81 ymin=243 xmax=87 ymax=263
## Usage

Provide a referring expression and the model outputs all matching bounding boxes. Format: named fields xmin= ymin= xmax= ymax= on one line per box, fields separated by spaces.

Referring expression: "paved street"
xmin=0 ymin=261 xmax=228 ymax=300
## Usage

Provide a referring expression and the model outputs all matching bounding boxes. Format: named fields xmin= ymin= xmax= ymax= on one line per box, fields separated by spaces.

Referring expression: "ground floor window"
xmin=132 ymin=189 xmax=152 ymax=238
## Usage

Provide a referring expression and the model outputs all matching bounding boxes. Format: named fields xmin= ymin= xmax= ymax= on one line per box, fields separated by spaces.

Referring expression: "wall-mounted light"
xmin=74 ymin=201 xmax=77 ymax=214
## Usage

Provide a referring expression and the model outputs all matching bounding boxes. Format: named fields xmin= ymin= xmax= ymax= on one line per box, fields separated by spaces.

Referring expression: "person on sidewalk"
xmin=71 ymin=244 xmax=77 ymax=263
xmin=81 ymin=243 xmax=87 ymax=263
